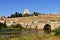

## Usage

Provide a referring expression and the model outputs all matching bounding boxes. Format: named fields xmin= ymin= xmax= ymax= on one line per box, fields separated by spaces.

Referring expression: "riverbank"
xmin=0 ymin=32 xmax=60 ymax=40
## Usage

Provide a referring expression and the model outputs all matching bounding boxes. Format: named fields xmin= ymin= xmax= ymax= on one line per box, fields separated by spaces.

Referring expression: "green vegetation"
xmin=0 ymin=22 xmax=23 ymax=34
xmin=32 ymin=12 xmax=39 ymax=16
xmin=10 ymin=24 xmax=23 ymax=29
xmin=23 ymin=14 xmax=32 ymax=17
xmin=50 ymin=20 xmax=56 ymax=22
xmin=0 ymin=21 xmax=7 ymax=28
xmin=8 ymin=12 xmax=23 ymax=18
xmin=55 ymin=26 xmax=60 ymax=35
xmin=7 ymin=12 xmax=41 ymax=18
xmin=0 ymin=33 xmax=60 ymax=40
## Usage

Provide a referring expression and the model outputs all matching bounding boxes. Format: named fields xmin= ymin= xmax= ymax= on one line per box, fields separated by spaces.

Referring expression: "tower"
xmin=24 ymin=9 xmax=29 ymax=14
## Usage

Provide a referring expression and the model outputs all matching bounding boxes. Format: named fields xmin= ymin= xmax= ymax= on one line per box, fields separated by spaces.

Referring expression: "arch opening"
xmin=43 ymin=24 xmax=51 ymax=33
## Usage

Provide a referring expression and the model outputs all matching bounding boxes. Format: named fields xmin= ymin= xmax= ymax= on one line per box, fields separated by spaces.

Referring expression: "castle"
xmin=24 ymin=9 xmax=29 ymax=14
xmin=0 ymin=9 xmax=60 ymax=31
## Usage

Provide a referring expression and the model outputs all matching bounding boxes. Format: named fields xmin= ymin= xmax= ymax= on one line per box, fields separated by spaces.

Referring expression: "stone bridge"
xmin=22 ymin=21 xmax=60 ymax=30
xmin=3 ymin=15 xmax=60 ymax=31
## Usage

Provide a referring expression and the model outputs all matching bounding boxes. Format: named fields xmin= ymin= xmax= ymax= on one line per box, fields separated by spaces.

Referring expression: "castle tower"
xmin=24 ymin=9 xmax=29 ymax=14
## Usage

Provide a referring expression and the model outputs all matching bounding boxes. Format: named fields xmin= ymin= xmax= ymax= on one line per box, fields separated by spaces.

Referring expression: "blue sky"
xmin=0 ymin=0 xmax=60 ymax=16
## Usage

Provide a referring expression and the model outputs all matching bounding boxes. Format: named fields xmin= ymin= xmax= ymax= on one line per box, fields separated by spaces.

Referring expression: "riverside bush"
xmin=55 ymin=26 xmax=60 ymax=35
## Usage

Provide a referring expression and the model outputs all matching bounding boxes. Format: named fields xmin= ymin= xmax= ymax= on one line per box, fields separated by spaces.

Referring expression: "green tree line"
xmin=7 ymin=12 xmax=41 ymax=18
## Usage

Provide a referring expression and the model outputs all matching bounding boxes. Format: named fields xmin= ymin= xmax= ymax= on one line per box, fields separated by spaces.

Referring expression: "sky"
xmin=0 ymin=0 xmax=60 ymax=16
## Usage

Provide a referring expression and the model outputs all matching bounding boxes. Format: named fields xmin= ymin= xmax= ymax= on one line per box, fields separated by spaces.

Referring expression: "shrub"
xmin=0 ymin=22 xmax=4 ymax=28
xmin=0 ymin=21 xmax=7 ymax=28
xmin=10 ymin=24 xmax=23 ymax=30
xmin=23 ymin=14 xmax=31 ymax=17
xmin=50 ymin=20 xmax=56 ymax=22
xmin=55 ymin=26 xmax=60 ymax=35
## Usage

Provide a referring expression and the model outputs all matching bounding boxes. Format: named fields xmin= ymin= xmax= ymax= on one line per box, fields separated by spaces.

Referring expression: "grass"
xmin=0 ymin=32 xmax=60 ymax=40
xmin=0 ymin=28 xmax=60 ymax=40
xmin=0 ymin=28 xmax=21 ymax=34
xmin=11 ymin=33 xmax=60 ymax=40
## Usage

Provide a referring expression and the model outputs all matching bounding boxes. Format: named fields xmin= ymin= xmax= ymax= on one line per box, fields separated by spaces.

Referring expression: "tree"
xmin=7 ymin=11 xmax=43 ymax=18
xmin=33 ymin=12 xmax=38 ymax=16
xmin=18 ymin=13 xmax=22 ymax=17
xmin=23 ymin=14 xmax=30 ymax=17
xmin=10 ymin=14 xmax=15 ymax=18
xmin=8 ymin=12 xmax=23 ymax=18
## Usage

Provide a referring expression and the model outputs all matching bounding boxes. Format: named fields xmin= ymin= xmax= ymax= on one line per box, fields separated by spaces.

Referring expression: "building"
xmin=24 ymin=9 xmax=29 ymax=14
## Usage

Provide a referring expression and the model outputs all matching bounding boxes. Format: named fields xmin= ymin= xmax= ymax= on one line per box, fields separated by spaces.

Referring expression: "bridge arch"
xmin=43 ymin=24 xmax=51 ymax=33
